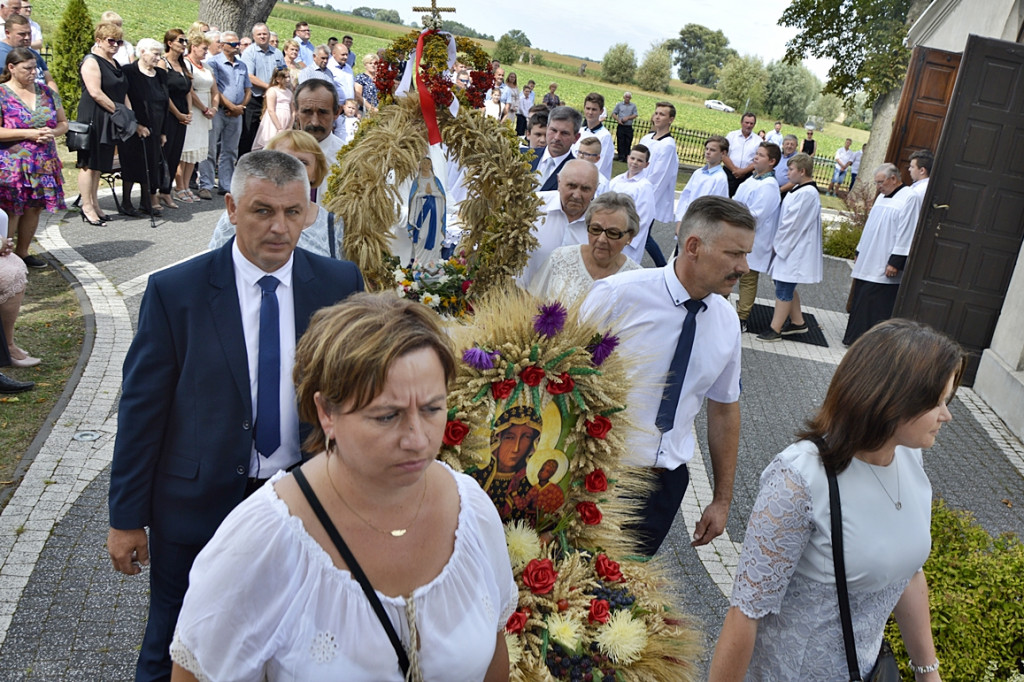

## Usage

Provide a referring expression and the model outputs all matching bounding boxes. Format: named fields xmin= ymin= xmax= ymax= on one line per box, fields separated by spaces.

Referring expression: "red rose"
xmin=584 ymin=469 xmax=608 ymax=493
xmin=442 ymin=419 xmax=470 ymax=446
xmin=585 ymin=415 xmax=613 ymax=439
xmin=595 ymin=554 xmax=623 ymax=583
xmin=546 ymin=371 xmax=575 ymax=395
xmin=576 ymin=501 xmax=602 ymax=525
xmin=505 ymin=610 xmax=528 ymax=634
xmin=588 ymin=598 xmax=611 ymax=624
xmin=461 ymin=279 xmax=473 ymax=294
xmin=491 ymin=379 xmax=517 ymax=401
xmin=519 ymin=366 xmax=546 ymax=387
xmin=522 ymin=558 xmax=558 ymax=594
xmin=557 ymin=598 xmax=569 ymax=612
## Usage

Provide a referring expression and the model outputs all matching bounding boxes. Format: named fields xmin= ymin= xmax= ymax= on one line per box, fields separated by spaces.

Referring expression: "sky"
xmin=328 ymin=0 xmax=833 ymax=82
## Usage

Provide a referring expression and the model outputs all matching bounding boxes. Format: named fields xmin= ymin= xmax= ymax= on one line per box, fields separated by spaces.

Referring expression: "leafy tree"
xmin=51 ymin=0 xmax=94 ymax=119
xmin=442 ymin=19 xmax=494 ymax=41
xmin=716 ymin=55 xmax=768 ymax=113
xmin=843 ymin=91 xmax=874 ymax=128
xmin=635 ymin=43 xmax=672 ymax=93
xmin=505 ymin=29 xmax=531 ymax=48
xmin=493 ymin=32 xmax=525 ymax=64
xmin=666 ymin=23 xmax=737 ymax=88
xmin=780 ymin=0 xmax=918 ymax=102
xmin=807 ymin=93 xmax=844 ymax=124
xmin=374 ymin=8 xmax=402 ymax=24
xmin=352 ymin=6 xmax=375 ymax=18
xmin=601 ymin=43 xmax=637 ymax=85
xmin=763 ymin=60 xmax=819 ymax=125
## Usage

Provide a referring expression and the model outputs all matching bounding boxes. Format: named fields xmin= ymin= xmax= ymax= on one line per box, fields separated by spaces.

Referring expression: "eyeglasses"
xmin=223 ymin=41 xmax=240 ymax=47
xmin=587 ymin=225 xmax=629 ymax=240
xmin=577 ymin=151 xmax=600 ymax=160
xmin=105 ymin=38 xmax=125 ymax=47
xmin=176 ymin=37 xmax=189 ymax=44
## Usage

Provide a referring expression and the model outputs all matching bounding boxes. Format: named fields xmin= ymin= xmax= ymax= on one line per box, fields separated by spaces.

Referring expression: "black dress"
xmin=76 ymin=53 xmax=128 ymax=172
xmin=121 ymin=63 xmax=169 ymax=192
xmin=160 ymin=56 xmax=192 ymax=193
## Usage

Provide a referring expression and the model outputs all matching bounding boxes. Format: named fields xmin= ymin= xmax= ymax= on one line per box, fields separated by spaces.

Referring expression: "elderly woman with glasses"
xmin=353 ymin=53 xmax=379 ymax=115
xmin=528 ymin=192 xmax=642 ymax=302
xmin=75 ymin=21 xmax=130 ymax=226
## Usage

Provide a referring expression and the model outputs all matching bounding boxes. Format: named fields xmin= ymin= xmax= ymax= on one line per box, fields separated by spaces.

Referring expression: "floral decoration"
xmin=442 ymin=419 xmax=469 ymax=446
xmin=585 ymin=415 xmax=613 ymax=439
xmin=522 ymin=558 xmax=558 ymax=595
xmin=389 ymin=254 xmax=472 ymax=318
xmin=376 ymin=30 xmax=492 ymax=112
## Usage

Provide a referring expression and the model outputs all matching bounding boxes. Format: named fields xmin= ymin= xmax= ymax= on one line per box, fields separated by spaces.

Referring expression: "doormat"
xmin=745 ymin=304 xmax=829 ymax=348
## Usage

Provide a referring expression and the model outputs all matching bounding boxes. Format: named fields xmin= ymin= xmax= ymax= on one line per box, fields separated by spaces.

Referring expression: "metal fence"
xmin=605 ymin=119 xmax=837 ymax=187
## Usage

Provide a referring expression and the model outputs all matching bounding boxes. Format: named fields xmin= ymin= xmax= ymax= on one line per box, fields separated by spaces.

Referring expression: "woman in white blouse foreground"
xmin=170 ymin=294 xmax=516 ymax=681
xmin=529 ymin=192 xmax=642 ymax=302
xmin=710 ymin=318 xmax=962 ymax=681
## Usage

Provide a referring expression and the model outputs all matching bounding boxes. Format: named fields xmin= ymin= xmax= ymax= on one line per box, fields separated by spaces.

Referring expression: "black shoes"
xmin=0 ymin=372 xmax=34 ymax=394
xmin=21 ymin=254 xmax=47 ymax=269
xmin=781 ymin=321 xmax=809 ymax=336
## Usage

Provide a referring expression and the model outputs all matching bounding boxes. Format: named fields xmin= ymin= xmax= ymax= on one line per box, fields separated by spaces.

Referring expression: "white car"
xmin=704 ymin=99 xmax=735 ymax=112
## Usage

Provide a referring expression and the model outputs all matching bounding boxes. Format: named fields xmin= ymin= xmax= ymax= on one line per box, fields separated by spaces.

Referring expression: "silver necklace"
xmin=867 ymin=455 xmax=901 ymax=510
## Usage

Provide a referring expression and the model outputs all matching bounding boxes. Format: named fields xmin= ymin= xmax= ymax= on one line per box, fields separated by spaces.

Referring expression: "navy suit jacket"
xmin=530 ymin=151 xmax=574 ymax=192
xmin=108 ymin=241 xmax=364 ymax=546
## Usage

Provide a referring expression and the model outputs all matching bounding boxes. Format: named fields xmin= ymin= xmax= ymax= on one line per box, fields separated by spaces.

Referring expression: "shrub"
xmin=823 ymin=220 xmax=861 ymax=259
xmin=51 ymin=0 xmax=94 ymax=119
xmin=884 ymin=500 xmax=1024 ymax=680
xmin=601 ymin=43 xmax=636 ymax=85
xmin=635 ymin=43 xmax=672 ymax=94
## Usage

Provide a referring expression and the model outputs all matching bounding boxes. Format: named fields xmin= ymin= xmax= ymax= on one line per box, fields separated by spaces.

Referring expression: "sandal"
xmin=158 ymin=194 xmax=179 ymax=209
xmin=174 ymin=190 xmax=194 ymax=204
xmin=185 ymin=189 xmax=200 ymax=202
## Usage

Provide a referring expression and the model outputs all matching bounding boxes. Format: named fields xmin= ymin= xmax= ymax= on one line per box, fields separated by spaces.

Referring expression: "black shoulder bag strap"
xmin=827 ymin=467 xmax=863 ymax=681
xmin=292 ymin=467 xmax=410 ymax=676
xmin=327 ymin=212 xmax=336 ymax=259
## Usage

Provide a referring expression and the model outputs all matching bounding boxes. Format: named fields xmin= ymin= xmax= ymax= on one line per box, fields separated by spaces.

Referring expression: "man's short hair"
xmin=294 ymin=77 xmax=339 ymax=112
xmin=876 ymin=162 xmax=900 ymax=179
xmin=578 ymin=136 xmax=601 ymax=151
xmin=679 ymin=196 xmax=756 ymax=243
xmin=527 ymin=111 xmax=548 ymax=131
xmin=586 ymin=192 xmax=640 ymax=237
xmin=205 ymin=30 xmax=221 ymax=42
xmin=251 ymin=22 xmax=268 ymax=35
xmin=774 ymin=120 xmax=781 ymax=126
xmin=706 ymin=134 xmax=728 ymax=153
xmin=584 ymin=92 xmax=604 ymax=110
xmin=5 ymin=12 xmax=27 ymax=28
xmin=100 ymin=10 xmax=122 ymax=24
xmin=343 ymin=35 xmax=353 ymax=41
xmin=760 ymin=142 xmax=781 ymax=166
xmin=548 ymin=105 xmax=583 ymax=134
xmin=742 ymin=111 xmax=757 ymax=122
xmin=230 ymin=150 xmax=309 ymax=201
xmin=295 ymin=21 xmax=309 ymax=34
xmin=314 ymin=44 xmax=330 ymax=57
xmin=909 ymin=149 xmax=934 ymax=175
xmin=787 ymin=152 xmax=814 ymax=175
xmin=783 ymin=134 xmax=798 ymax=145
xmin=654 ymin=101 xmax=676 ymax=118
xmin=630 ymin=143 xmax=650 ymax=162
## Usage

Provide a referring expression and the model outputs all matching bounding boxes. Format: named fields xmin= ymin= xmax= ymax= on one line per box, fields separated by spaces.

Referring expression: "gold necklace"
xmin=325 ymin=456 xmax=427 ymax=537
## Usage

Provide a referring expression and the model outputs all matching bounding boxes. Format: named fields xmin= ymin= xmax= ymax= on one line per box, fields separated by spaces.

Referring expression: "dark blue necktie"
xmin=255 ymin=275 xmax=281 ymax=457
xmin=656 ymin=299 xmax=706 ymax=433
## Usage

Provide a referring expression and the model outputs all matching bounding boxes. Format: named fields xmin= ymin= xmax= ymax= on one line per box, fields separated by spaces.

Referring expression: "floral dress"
xmin=353 ymin=72 xmax=378 ymax=109
xmin=0 ymin=82 xmax=65 ymax=215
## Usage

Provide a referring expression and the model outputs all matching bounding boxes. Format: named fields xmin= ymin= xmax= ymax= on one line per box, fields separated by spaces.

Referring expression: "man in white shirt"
xmin=765 ymin=120 xmax=783 ymax=147
xmin=848 ymin=142 xmax=864 ymax=189
xmin=827 ymin=138 xmax=854 ymax=196
xmin=843 ymin=163 xmax=923 ymax=345
xmin=531 ymin=106 xmax=581 ymax=192
xmin=581 ymin=195 xmax=754 ymax=555
xmin=328 ymin=41 xmax=355 ymax=101
xmin=0 ymin=0 xmax=20 ymax=31
xmin=723 ymin=112 xmax=760 ymax=197
xmin=516 ymin=80 xmax=535 ymax=136
xmin=638 ymin=101 xmax=679 ymax=223
xmin=519 ymin=160 xmax=597 ymax=288
xmin=909 ymin=148 xmax=932 ymax=198
xmin=734 ymin=142 xmax=782 ymax=332
xmin=571 ymin=92 xmax=614 ymax=180
xmin=674 ymin=135 xmax=730 ymax=223
xmin=609 ymin=144 xmax=655 ymax=263
xmin=293 ymin=79 xmax=343 ymax=202
xmin=294 ymin=21 xmax=315 ymax=66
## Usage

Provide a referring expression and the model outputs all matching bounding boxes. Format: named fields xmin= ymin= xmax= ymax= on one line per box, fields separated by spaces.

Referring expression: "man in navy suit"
xmin=530 ymin=105 xmax=581 ymax=192
xmin=106 ymin=151 xmax=363 ymax=681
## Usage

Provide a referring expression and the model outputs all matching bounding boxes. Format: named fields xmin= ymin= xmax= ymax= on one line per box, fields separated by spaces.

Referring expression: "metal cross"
xmin=412 ymin=0 xmax=456 ymax=22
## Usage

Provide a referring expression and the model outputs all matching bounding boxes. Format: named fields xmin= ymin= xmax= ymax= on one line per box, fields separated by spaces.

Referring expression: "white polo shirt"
xmin=580 ymin=262 xmax=742 ymax=469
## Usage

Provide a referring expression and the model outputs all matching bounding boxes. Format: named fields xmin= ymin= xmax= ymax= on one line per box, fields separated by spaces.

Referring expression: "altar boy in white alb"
xmin=638 ymin=102 xmax=680 ymax=224
xmin=609 ymin=144 xmax=656 ymax=263
xmin=674 ymin=135 xmax=730 ymax=225
xmin=734 ymin=142 xmax=782 ymax=332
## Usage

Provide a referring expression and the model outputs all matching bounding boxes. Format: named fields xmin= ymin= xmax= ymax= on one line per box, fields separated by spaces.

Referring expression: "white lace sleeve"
xmin=731 ymin=456 xmax=814 ymax=619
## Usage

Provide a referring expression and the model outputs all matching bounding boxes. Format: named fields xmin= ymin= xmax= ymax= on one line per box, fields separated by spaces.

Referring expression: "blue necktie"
xmin=656 ymin=299 xmax=706 ymax=433
xmin=255 ymin=275 xmax=281 ymax=457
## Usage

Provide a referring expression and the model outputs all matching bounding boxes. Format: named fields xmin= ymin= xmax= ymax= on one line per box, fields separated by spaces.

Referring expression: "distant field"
xmin=35 ymin=1 xmax=865 ymax=155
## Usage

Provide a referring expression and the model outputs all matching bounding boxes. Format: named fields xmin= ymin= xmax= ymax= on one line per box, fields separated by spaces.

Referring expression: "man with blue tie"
xmin=530 ymin=105 xmax=581 ymax=192
xmin=106 ymin=151 xmax=363 ymax=681
xmin=581 ymin=196 xmax=753 ymax=556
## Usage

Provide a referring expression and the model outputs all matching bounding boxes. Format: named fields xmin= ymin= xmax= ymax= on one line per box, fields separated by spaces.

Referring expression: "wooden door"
xmin=885 ymin=46 xmax=962 ymax=185
xmin=893 ymin=35 xmax=1024 ymax=385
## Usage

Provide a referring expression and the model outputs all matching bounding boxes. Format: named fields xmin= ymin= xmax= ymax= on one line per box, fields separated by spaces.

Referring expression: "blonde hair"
xmin=265 ymin=129 xmax=328 ymax=188
xmin=94 ymin=21 xmax=123 ymax=42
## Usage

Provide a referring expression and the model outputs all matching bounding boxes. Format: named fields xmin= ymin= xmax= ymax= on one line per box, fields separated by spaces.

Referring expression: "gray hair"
xmin=315 ymin=44 xmax=330 ymax=56
xmin=678 ymin=196 xmax=756 ymax=244
xmin=221 ymin=30 xmax=238 ymax=41
xmin=783 ymin=134 xmax=798 ymax=144
xmin=100 ymin=10 xmax=123 ymax=24
xmin=230 ymin=151 xmax=310 ymax=202
xmin=548 ymin=105 xmax=583 ymax=134
xmin=269 ymin=31 xmax=278 ymax=38
xmin=251 ymin=23 xmax=268 ymax=36
xmin=205 ymin=30 xmax=221 ymax=42
xmin=135 ymin=38 xmax=164 ymax=58
xmin=585 ymin=192 xmax=640 ymax=237
xmin=875 ymin=163 xmax=900 ymax=179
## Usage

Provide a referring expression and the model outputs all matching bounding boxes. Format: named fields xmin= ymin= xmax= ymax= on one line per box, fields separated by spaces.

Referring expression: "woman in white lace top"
xmin=710 ymin=319 xmax=964 ymax=681
xmin=529 ymin=192 xmax=642 ymax=302
xmin=170 ymin=294 xmax=517 ymax=681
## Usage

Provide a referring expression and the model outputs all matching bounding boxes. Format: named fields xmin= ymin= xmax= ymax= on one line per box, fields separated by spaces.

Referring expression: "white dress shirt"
xmin=853 ymin=186 xmax=922 ymax=285
xmin=231 ymin=243 xmax=299 ymax=478
xmin=581 ymin=262 xmax=742 ymax=469
xmin=536 ymin=149 xmax=571 ymax=188
xmin=608 ymin=171 xmax=655 ymax=263
xmin=734 ymin=172 xmax=781 ymax=273
xmin=518 ymin=190 xmax=585 ymax=288
xmin=674 ymin=164 xmax=729 ymax=221
xmin=316 ymin=133 xmax=344 ymax=202
xmin=572 ymin=124 xmax=614 ymax=179
xmin=638 ymin=132 xmax=679 ymax=223
xmin=769 ymin=182 xmax=822 ymax=284
xmin=726 ymin=129 xmax=760 ymax=169
xmin=327 ymin=59 xmax=355 ymax=101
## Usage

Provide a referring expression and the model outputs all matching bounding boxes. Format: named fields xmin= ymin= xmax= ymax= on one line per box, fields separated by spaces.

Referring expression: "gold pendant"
xmin=390 ymin=529 xmax=407 ymax=537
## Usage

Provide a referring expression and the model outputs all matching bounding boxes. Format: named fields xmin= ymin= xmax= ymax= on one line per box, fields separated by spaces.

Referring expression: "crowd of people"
xmin=1 ymin=7 xmax=951 ymax=681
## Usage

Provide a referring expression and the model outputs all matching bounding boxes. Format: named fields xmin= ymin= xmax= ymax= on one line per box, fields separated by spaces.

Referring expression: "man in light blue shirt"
xmin=293 ymin=21 xmax=315 ymax=66
xmin=298 ymin=45 xmax=332 ymax=84
xmin=239 ymin=22 xmax=284 ymax=155
xmin=200 ymin=32 xmax=250 ymax=197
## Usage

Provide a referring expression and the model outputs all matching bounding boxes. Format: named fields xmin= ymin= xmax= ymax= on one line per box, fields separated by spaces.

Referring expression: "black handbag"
xmin=827 ymin=468 xmax=903 ymax=682
xmin=65 ymin=121 xmax=91 ymax=152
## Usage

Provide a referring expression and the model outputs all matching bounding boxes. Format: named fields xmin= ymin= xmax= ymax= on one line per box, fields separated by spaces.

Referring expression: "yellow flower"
xmin=545 ymin=612 xmax=581 ymax=652
xmin=421 ymin=292 xmax=441 ymax=308
xmin=595 ymin=610 xmax=648 ymax=664
xmin=504 ymin=520 xmax=541 ymax=569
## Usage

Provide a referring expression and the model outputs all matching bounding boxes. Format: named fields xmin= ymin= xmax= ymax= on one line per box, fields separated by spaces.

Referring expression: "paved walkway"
xmin=0 ymin=196 xmax=1022 ymax=679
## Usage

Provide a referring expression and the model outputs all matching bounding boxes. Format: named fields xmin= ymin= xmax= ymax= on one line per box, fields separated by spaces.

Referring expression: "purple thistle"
xmin=533 ymin=302 xmax=568 ymax=338
xmin=589 ymin=333 xmax=619 ymax=366
xmin=462 ymin=346 xmax=495 ymax=370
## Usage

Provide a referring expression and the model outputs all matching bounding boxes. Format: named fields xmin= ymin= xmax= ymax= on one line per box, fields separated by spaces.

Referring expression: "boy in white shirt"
xmin=337 ymin=98 xmax=359 ymax=144
xmin=675 ymin=135 xmax=730 ymax=225
xmin=576 ymin=137 xmax=610 ymax=196
xmin=734 ymin=142 xmax=782 ymax=332
xmin=609 ymin=144 xmax=655 ymax=262
xmin=571 ymin=92 xmax=614 ymax=180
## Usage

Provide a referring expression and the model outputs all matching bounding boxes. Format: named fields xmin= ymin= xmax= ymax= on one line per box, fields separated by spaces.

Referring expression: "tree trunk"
xmin=199 ymin=0 xmax=278 ymax=38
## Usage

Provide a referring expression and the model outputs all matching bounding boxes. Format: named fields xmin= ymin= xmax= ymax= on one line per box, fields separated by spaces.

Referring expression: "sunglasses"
xmin=223 ymin=41 xmax=240 ymax=47
xmin=587 ymin=225 xmax=629 ymax=240
xmin=105 ymin=38 xmax=125 ymax=47
xmin=176 ymin=37 xmax=189 ymax=44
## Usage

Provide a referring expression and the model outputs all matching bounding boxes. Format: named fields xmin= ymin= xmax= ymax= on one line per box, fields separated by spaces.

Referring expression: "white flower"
xmin=421 ymin=293 xmax=440 ymax=308
xmin=395 ymin=286 xmax=408 ymax=298
xmin=545 ymin=612 xmax=581 ymax=652
xmin=595 ymin=610 xmax=648 ymax=664
xmin=409 ymin=280 xmax=420 ymax=291
xmin=393 ymin=268 xmax=406 ymax=283
xmin=436 ymin=273 xmax=451 ymax=285
xmin=503 ymin=520 xmax=541 ymax=569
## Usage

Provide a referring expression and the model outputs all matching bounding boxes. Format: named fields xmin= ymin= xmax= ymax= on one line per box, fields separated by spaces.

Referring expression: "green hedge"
xmin=823 ymin=221 xmax=861 ymax=260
